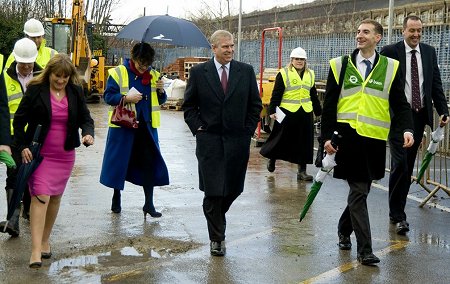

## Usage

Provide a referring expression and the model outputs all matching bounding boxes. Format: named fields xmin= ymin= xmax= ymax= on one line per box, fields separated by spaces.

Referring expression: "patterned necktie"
xmin=411 ymin=50 xmax=421 ymax=111
xmin=363 ymin=59 xmax=372 ymax=79
xmin=221 ymin=65 xmax=228 ymax=93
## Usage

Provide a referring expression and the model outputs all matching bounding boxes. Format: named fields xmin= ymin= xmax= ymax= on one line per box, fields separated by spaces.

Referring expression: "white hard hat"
xmin=13 ymin=38 xmax=38 ymax=63
xmin=23 ymin=18 xmax=45 ymax=37
xmin=290 ymin=47 xmax=307 ymax=59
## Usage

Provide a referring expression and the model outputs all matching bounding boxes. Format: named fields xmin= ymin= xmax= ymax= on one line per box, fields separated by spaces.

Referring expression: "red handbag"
xmin=111 ymin=97 xmax=139 ymax=128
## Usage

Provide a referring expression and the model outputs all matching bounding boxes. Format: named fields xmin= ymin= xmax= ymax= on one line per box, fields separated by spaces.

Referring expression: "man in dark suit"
xmin=183 ymin=30 xmax=262 ymax=256
xmin=322 ymin=19 xmax=414 ymax=265
xmin=381 ymin=15 xmax=449 ymax=235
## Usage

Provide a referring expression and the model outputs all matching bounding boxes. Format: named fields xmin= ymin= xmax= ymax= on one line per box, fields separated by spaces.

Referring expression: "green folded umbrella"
xmin=0 ymin=151 xmax=16 ymax=169
xmin=415 ymin=122 xmax=445 ymax=183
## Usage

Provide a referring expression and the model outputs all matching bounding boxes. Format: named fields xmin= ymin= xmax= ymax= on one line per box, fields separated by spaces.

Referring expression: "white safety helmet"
xmin=13 ymin=38 xmax=38 ymax=63
xmin=23 ymin=18 xmax=45 ymax=37
xmin=290 ymin=47 xmax=307 ymax=59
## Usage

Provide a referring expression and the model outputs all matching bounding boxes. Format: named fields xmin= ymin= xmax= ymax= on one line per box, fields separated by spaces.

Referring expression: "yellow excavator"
xmin=44 ymin=0 xmax=104 ymax=103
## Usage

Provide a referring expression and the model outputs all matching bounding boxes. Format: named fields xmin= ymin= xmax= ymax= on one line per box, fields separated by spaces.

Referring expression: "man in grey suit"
xmin=183 ymin=30 xmax=262 ymax=256
xmin=381 ymin=15 xmax=448 ymax=235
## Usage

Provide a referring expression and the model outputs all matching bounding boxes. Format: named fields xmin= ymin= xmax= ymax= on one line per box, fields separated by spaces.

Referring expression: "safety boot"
xmin=0 ymin=188 xmax=20 ymax=237
xmin=297 ymin=165 xmax=313 ymax=181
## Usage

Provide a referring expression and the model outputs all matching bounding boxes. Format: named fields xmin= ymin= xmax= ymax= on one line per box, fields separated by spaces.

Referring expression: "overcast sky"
xmin=111 ymin=0 xmax=314 ymax=24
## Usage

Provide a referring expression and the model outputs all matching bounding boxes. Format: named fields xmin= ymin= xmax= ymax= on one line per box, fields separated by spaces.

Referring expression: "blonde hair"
xmin=287 ymin=60 xmax=308 ymax=73
xmin=28 ymin=53 xmax=81 ymax=87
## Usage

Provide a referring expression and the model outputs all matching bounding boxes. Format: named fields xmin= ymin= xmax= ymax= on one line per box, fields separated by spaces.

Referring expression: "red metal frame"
xmin=257 ymin=27 xmax=283 ymax=140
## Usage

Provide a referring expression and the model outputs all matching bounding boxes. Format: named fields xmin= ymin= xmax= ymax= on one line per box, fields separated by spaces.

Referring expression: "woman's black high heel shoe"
xmin=29 ymin=261 xmax=42 ymax=269
xmin=111 ymin=189 xmax=121 ymax=213
xmin=143 ymin=208 xmax=162 ymax=219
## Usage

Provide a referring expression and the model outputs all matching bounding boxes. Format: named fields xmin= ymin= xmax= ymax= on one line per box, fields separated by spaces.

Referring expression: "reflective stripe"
xmin=337 ymin=113 xmax=390 ymax=129
xmin=114 ymin=66 xmax=128 ymax=94
xmin=281 ymin=98 xmax=311 ymax=104
xmin=152 ymin=105 xmax=160 ymax=111
xmin=9 ymin=113 xmax=14 ymax=119
xmin=50 ymin=49 xmax=56 ymax=58
xmin=7 ymin=92 xmax=23 ymax=102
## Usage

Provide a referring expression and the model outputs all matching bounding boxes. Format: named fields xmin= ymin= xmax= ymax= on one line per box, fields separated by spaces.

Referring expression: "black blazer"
xmin=380 ymin=41 xmax=448 ymax=126
xmin=13 ymin=82 xmax=94 ymax=152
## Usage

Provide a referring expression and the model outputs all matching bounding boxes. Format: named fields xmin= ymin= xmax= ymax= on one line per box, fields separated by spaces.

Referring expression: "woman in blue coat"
xmin=100 ymin=42 xmax=169 ymax=218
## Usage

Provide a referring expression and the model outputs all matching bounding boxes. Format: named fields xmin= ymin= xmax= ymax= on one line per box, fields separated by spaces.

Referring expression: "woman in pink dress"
xmin=13 ymin=54 xmax=94 ymax=268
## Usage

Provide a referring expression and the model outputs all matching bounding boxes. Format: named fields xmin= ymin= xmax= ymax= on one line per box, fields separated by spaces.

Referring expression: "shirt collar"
xmin=356 ymin=51 xmax=376 ymax=66
xmin=404 ymin=40 xmax=421 ymax=54
xmin=214 ymin=57 xmax=230 ymax=71
xmin=15 ymin=65 xmax=33 ymax=79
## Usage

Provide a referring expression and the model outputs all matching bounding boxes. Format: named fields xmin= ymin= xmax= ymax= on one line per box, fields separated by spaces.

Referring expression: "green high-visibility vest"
xmin=107 ymin=65 xmax=161 ymax=128
xmin=279 ymin=67 xmax=314 ymax=113
xmin=330 ymin=55 xmax=399 ymax=141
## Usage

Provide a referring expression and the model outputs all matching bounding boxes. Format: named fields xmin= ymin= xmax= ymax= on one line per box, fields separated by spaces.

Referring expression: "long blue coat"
xmin=99 ymin=60 xmax=169 ymax=190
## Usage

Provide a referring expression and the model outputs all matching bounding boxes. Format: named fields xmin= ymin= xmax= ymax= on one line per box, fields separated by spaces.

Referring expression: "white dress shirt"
xmin=356 ymin=51 xmax=376 ymax=80
xmin=404 ymin=40 xmax=424 ymax=106
xmin=214 ymin=58 xmax=229 ymax=81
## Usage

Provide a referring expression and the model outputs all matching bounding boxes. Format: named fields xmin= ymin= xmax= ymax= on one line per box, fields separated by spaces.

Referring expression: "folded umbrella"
xmin=4 ymin=125 xmax=43 ymax=231
xmin=415 ymin=116 xmax=447 ymax=183
xmin=299 ymin=131 xmax=341 ymax=222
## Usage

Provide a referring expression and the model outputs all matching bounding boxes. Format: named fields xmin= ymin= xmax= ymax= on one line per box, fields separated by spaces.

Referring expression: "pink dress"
xmin=28 ymin=95 xmax=75 ymax=196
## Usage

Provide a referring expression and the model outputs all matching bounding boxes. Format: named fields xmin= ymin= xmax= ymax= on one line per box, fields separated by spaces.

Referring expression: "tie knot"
xmin=411 ymin=49 xmax=417 ymax=54
xmin=221 ymin=65 xmax=226 ymax=70
xmin=363 ymin=59 xmax=371 ymax=67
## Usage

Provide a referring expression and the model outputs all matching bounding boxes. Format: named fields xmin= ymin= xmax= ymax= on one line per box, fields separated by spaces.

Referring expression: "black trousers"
xmin=338 ymin=180 xmax=372 ymax=255
xmin=203 ymin=193 xmax=240 ymax=242
xmin=388 ymin=109 xmax=426 ymax=222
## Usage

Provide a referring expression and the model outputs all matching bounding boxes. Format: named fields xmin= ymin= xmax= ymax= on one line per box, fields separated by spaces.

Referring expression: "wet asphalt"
xmin=0 ymin=102 xmax=449 ymax=283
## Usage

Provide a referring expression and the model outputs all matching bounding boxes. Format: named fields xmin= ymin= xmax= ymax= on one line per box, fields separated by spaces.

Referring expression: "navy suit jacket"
xmin=380 ymin=41 xmax=448 ymax=127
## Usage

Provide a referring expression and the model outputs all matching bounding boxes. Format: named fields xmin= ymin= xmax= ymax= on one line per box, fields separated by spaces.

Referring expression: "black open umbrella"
xmin=116 ymin=15 xmax=210 ymax=48
xmin=4 ymin=125 xmax=43 ymax=226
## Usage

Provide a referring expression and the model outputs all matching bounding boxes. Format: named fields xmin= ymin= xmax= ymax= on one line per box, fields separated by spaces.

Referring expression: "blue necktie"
xmin=363 ymin=59 xmax=371 ymax=79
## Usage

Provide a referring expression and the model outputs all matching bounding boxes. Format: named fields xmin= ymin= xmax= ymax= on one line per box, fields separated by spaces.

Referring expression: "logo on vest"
xmin=368 ymin=79 xmax=382 ymax=86
xmin=349 ymin=75 xmax=358 ymax=84
xmin=292 ymin=79 xmax=298 ymax=84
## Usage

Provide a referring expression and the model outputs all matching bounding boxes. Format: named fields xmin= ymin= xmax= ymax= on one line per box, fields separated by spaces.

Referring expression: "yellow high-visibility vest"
xmin=279 ymin=67 xmax=314 ymax=113
xmin=330 ymin=55 xmax=399 ymax=141
xmin=3 ymin=71 xmax=24 ymax=134
xmin=107 ymin=65 xmax=161 ymax=128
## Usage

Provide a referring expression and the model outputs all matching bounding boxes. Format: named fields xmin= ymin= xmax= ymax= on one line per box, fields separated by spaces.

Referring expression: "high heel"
xmin=143 ymin=209 xmax=162 ymax=219
xmin=111 ymin=189 xmax=121 ymax=213
xmin=41 ymin=251 xmax=52 ymax=259
xmin=29 ymin=262 xmax=42 ymax=269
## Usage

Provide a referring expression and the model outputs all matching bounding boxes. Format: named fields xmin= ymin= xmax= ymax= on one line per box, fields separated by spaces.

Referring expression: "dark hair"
xmin=28 ymin=53 xmax=80 ymax=87
xmin=360 ymin=19 xmax=383 ymax=36
xmin=403 ymin=15 xmax=422 ymax=28
xmin=131 ymin=42 xmax=155 ymax=66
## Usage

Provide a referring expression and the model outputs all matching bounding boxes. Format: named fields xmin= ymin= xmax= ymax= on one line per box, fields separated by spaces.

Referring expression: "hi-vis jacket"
xmin=279 ymin=67 xmax=314 ymax=113
xmin=330 ymin=55 xmax=399 ymax=141
xmin=107 ymin=65 xmax=161 ymax=128
xmin=0 ymin=54 xmax=3 ymax=72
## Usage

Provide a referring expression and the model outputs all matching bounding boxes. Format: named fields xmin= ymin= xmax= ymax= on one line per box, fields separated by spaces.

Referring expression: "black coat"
xmin=13 ymin=82 xmax=94 ymax=152
xmin=380 ymin=41 xmax=449 ymax=131
xmin=183 ymin=58 xmax=262 ymax=196
xmin=321 ymin=50 xmax=413 ymax=181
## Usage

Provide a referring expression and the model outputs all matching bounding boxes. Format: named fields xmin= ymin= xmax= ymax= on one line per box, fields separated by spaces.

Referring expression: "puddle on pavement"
xmin=47 ymin=236 xmax=200 ymax=280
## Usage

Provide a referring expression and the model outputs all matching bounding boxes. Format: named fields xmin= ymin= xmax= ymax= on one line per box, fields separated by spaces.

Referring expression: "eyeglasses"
xmin=293 ymin=58 xmax=306 ymax=61
xmin=135 ymin=61 xmax=150 ymax=69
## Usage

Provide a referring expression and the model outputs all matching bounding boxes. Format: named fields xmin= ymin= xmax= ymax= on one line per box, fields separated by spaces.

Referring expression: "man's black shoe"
xmin=396 ymin=220 xmax=410 ymax=235
xmin=210 ymin=241 xmax=225 ymax=256
xmin=338 ymin=234 xmax=352 ymax=250
xmin=357 ymin=253 xmax=380 ymax=265
xmin=267 ymin=159 xmax=276 ymax=172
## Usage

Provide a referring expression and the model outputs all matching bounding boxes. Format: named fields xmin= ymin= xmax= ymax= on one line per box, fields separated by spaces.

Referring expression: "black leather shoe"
xmin=210 ymin=241 xmax=225 ymax=256
xmin=297 ymin=171 xmax=313 ymax=181
xmin=357 ymin=253 xmax=380 ymax=265
xmin=267 ymin=159 xmax=276 ymax=172
xmin=396 ymin=220 xmax=410 ymax=235
xmin=338 ymin=234 xmax=352 ymax=250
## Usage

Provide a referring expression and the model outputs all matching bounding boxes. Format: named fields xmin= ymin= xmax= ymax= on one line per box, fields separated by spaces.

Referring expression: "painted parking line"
xmin=298 ymin=241 xmax=409 ymax=284
xmin=371 ymin=182 xmax=450 ymax=213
